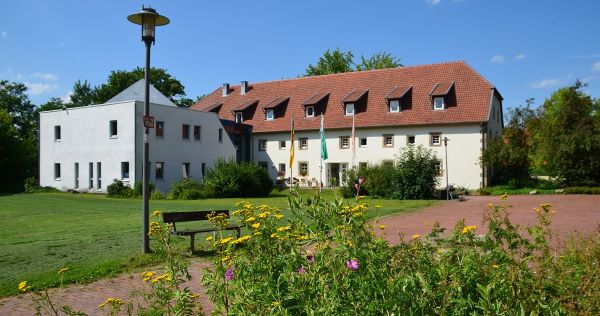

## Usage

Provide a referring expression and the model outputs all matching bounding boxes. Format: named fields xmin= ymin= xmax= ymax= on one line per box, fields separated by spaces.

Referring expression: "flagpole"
xmin=319 ymin=114 xmax=323 ymax=193
xmin=351 ymin=115 xmax=356 ymax=168
xmin=289 ymin=116 xmax=294 ymax=191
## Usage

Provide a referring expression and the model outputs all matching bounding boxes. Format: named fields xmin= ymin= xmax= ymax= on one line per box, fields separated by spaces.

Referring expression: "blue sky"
xmin=1 ymin=0 xmax=599 ymax=111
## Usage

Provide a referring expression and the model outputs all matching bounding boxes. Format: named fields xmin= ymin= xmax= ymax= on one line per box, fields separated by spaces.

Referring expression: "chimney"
xmin=241 ymin=81 xmax=248 ymax=95
xmin=222 ymin=83 xmax=230 ymax=96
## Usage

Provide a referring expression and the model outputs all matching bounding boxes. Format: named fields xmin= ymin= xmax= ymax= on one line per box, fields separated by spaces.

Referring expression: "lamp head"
xmin=127 ymin=6 xmax=170 ymax=44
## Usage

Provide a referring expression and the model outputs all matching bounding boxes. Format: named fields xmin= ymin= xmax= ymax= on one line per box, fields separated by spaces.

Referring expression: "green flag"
xmin=320 ymin=114 xmax=328 ymax=160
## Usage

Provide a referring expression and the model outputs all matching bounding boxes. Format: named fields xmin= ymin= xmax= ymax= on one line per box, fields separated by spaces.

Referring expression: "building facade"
xmin=39 ymin=81 xmax=236 ymax=193
xmin=192 ymin=61 xmax=503 ymax=189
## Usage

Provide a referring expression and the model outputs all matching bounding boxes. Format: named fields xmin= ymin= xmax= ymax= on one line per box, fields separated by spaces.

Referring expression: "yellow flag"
xmin=289 ymin=116 xmax=295 ymax=168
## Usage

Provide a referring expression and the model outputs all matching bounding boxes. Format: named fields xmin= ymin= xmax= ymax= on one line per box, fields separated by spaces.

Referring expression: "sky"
xmin=1 ymin=0 xmax=600 ymax=112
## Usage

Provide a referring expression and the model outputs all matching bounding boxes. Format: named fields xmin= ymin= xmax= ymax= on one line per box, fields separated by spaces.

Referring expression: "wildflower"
xmin=58 ymin=267 xmax=69 ymax=275
xmin=492 ymin=264 xmax=500 ymax=269
xmin=253 ymin=232 xmax=262 ymax=236
xmin=272 ymin=301 xmax=281 ymax=307
xmin=18 ymin=281 xmax=30 ymax=293
xmin=141 ymin=271 xmax=155 ymax=282
xmin=346 ymin=258 xmax=359 ymax=271
xmin=487 ymin=202 xmax=494 ymax=208
xmin=298 ymin=265 xmax=306 ymax=274
xmin=357 ymin=195 xmax=365 ymax=200
xmin=219 ymin=237 xmax=234 ymax=244
xmin=151 ymin=273 xmax=173 ymax=283
xmin=225 ymin=266 xmax=235 ymax=281
xmin=221 ymin=256 xmax=230 ymax=262
xmin=270 ymin=233 xmax=279 ymax=238
xmin=374 ymin=205 xmax=382 ymax=209
xmin=461 ymin=225 xmax=477 ymax=234
xmin=412 ymin=234 xmax=421 ymax=240
xmin=206 ymin=235 xmax=213 ymax=241
xmin=243 ymin=203 xmax=252 ymax=209
xmin=245 ymin=217 xmax=256 ymax=222
xmin=152 ymin=210 xmax=162 ymax=217
xmin=347 ymin=240 xmax=353 ymax=247
xmin=98 ymin=297 xmax=125 ymax=309
xmin=377 ymin=224 xmax=386 ymax=230
xmin=274 ymin=214 xmax=284 ymax=220
xmin=236 ymin=235 xmax=251 ymax=243
xmin=258 ymin=211 xmax=270 ymax=218
xmin=500 ymin=193 xmax=508 ymax=200
xmin=251 ymin=222 xmax=260 ymax=229
xmin=277 ymin=225 xmax=292 ymax=232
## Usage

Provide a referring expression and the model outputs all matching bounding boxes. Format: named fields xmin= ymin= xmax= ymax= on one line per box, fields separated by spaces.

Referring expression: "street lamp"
xmin=443 ymin=137 xmax=450 ymax=200
xmin=128 ymin=6 xmax=170 ymax=254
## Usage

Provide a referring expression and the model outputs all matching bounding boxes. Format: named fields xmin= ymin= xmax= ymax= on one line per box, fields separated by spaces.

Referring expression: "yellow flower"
xmin=272 ymin=301 xmax=281 ymax=306
xmin=270 ymin=233 xmax=278 ymax=238
xmin=251 ymin=222 xmax=261 ymax=229
xmin=377 ymin=225 xmax=386 ymax=230
xmin=141 ymin=271 xmax=155 ymax=282
xmin=236 ymin=235 xmax=251 ymax=243
xmin=245 ymin=217 xmax=256 ymax=222
xmin=18 ymin=281 xmax=30 ymax=293
xmin=206 ymin=235 xmax=213 ymax=241
xmin=98 ymin=297 xmax=125 ymax=309
xmin=461 ymin=225 xmax=477 ymax=234
xmin=487 ymin=202 xmax=494 ymax=208
xmin=221 ymin=256 xmax=230 ymax=262
xmin=152 ymin=210 xmax=162 ymax=217
xmin=219 ymin=237 xmax=234 ymax=244
xmin=253 ymin=232 xmax=262 ymax=236
xmin=374 ymin=205 xmax=382 ymax=209
xmin=277 ymin=225 xmax=291 ymax=232
xmin=58 ymin=267 xmax=69 ymax=275
xmin=500 ymin=193 xmax=508 ymax=200
xmin=412 ymin=234 xmax=421 ymax=240
xmin=347 ymin=240 xmax=353 ymax=247
xmin=357 ymin=195 xmax=365 ymax=200
xmin=274 ymin=214 xmax=284 ymax=220
xmin=492 ymin=264 xmax=500 ymax=269
xmin=258 ymin=211 xmax=270 ymax=218
xmin=151 ymin=273 xmax=173 ymax=284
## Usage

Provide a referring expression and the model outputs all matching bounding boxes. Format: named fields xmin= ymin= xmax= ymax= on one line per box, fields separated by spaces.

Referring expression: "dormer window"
xmin=433 ymin=97 xmax=445 ymax=110
xmin=266 ymin=109 xmax=274 ymax=121
xmin=345 ymin=103 xmax=355 ymax=116
xmin=235 ymin=112 xmax=243 ymax=123
xmin=389 ymin=100 xmax=400 ymax=113
xmin=306 ymin=106 xmax=315 ymax=117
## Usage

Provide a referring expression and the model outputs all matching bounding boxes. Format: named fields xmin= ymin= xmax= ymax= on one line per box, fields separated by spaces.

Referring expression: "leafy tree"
xmin=355 ymin=52 xmax=402 ymax=71
xmin=37 ymin=97 xmax=66 ymax=112
xmin=393 ymin=145 xmax=439 ymax=199
xmin=0 ymin=109 xmax=36 ymax=192
xmin=305 ymin=48 xmax=355 ymax=76
xmin=530 ymin=81 xmax=600 ymax=185
xmin=68 ymin=80 xmax=94 ymax=107
xmin=0 ymin=80 xmax=36 ymax=139
xmin=93 ymin=67 xmax=187 ymax=107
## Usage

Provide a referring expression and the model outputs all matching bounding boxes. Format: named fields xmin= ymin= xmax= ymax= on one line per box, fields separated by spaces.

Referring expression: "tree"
xmin=305 ymin=48 xmax=355 ymax=76
xmin=93 ymin=67 xmax=187 ymax=107
xmin=37 ymin=97 xmax=66 ymax=112
xmin=531 ymin=81 xmax=600 ymax=185
xmin=68 ymin=80 xmax=94 ymax=107
xmin=0 ymin=80 xmax=36 ymax=139
xmin=355 ymin=52 xmax=402 ymax=71
xmin=392 ymin=145 xmax=439 ymax=199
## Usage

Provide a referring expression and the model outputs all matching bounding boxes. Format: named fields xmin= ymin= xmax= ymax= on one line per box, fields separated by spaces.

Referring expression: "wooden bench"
xmin=162 ymin=210 xmax=241 ymax=252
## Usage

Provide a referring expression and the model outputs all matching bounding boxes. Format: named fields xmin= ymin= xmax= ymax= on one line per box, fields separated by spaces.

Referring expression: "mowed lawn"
xmin=0 ymin=190 xmax=437 ymax=297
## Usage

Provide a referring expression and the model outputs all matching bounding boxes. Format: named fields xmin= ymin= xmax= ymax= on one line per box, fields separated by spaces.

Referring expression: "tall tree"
xmin=0 ymin=80 xmax=36 ymax=139
xmin=305 ymin=48 xmax=355 ymax=76
xmin=355 ymin=52 xmax=402 ymax=71
xmin=93 ymin=67 xmax=187 ymax=107
xmin=68 ymin=80 xmax=94 ymax=107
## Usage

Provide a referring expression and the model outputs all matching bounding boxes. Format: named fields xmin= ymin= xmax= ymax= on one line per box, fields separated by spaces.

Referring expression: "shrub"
xmin=203 ymin=159 xmax=273 ymax=198
xmin=478 ymin=187 xmax=492 ymax=195
xmin=106 ymin=179 xmax=133 ymax=198
xmin=564 ymin=186 xmax=600 ymax=194
xmin=150 ymin=191 xmax=166 ymax=200
xmin=133 ymin=181 xmax=156 ymax=197
xmin=168 ymin=178 xmax=202 ymax=200
xmin=23 ymin=177 xmax=60 ymax=193
xmin=341 ymin=163 xmax=395 ymax=198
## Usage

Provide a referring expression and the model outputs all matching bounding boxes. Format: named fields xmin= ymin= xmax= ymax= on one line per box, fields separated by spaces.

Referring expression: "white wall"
xmin=252 ymin=124 xmax=484 ymax=189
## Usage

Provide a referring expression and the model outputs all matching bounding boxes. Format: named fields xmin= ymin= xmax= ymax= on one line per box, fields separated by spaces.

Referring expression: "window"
xmin=430 ymin=133 xmax=442 ymax=146
xmin=54 ymin=125 xmax=61 ymax=141
xmin=121 ymin=162 xmax=130 ymax=180
xmin=383 ymin=134 xmax=394 ymax=147
xmin=155 ymin=162 xmax=164 ymax=180
xmin=89 ymin=162 xmax=93 ymax=189
xmin=258 ymin=139 xmax=267 ymax=151
xmin=359 ymin=162 xmax=368 ymax=169
xmin=258 ymin=161 xmax=268 ymax=170
xmin=182 ymin=163 xmax=190 ymax=178
xmin=201 ymin=163 xmax=206 ymax=179
xmin=382 ymin=160 xmax=394 ymax=167
xmin=109 ymin=120 xmax=118 ymax=137
xmin=194 ymin=125 xmax=201 ymax=141
xmin=54 ymin=163 xmax=61 ymax=180
xmin=279 ymin=140 xmax=286 ymax=149
xmin=156 ymin=121 xmax=164 ymax=138
xmin=345 ymin=103 xmax=355 ymax=116
xmin=389 ymin=100 xmax=400 ymax=113
xmin=359 ymin=137 xmax=367 ymax=148
xmin=433 ymin=97 xmax=445 ymax=110
xmin=434 ymin=160 xmax=443 ymax=176
xmin=235 ymin=112 xmax=243 ymax=123
xmin=407 ymin=135 xmax=415 ymax=144
xmin=218 ymin=128 xmax=223 ymax=143
xmin=305 ymin=106 xmax=315 ymax=117
xmin=74 ymin=163 xmax=79 ymax=189
xmin=182 ymin=124 xmax=190 ymax=140
xmin=96 ymin=162 xmax=101 ymax=189
xmin=299 ymin=161 xmax=309 ymax=176
xmin=299 ymin=138 xmax=308 ymax=150
xmin=278 ymin=163 xmax=286 ymax=174
xmin=266 ymin=109 xmax=274 ymax=121
xmin=339 ymin=136 xmax=350 ymax=149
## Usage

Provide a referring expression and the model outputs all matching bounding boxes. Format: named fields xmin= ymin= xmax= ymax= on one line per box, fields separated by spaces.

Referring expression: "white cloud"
xmin=1 ymin=31 xmax=6 ymax=39
xmin=515 ymin=53 xmax=527 ymax=61
xmin=427 ymin=0 xmax=441 ymax=5
xmin=31 ymin=72 xmax=58 ymax=81
xmin=581 ymin=76 xmax=596 ymax=83
xmin=592 ymin=62 xmax=600 ymax=72
xmin=61 ymin=91 xmax=73 ymax=103
xmin=528 ymin=78 xmax=562 ymax=89
xmin=24 ymin=82 xmax=58 ymax=95
xmin=491 ymin=55 xmax=505 ymax=63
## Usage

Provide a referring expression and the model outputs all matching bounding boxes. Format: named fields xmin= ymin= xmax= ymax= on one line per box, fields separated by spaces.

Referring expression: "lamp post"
xmin=443 ymin=137 xmax=449 ymax=200
xmin=128 ymin=6 xmax=170 ymax=254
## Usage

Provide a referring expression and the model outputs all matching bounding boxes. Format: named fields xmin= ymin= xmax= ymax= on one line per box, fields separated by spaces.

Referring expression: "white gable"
xmin=106 ymin=79 xmax=177 ymax=107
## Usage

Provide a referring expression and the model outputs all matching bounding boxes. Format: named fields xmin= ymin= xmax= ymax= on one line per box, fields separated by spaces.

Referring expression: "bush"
xmin=23 ymin=177 xmax=60 ymax=193
xmin=203 ymin=159 xmax=273 ymax=198
xmin=106 ymin=179 xmax=133 ymax=198
xmin=133 ymin=181 xmax=156 ymax=197
xmin=167 ymin=178 xmax=203 ymax=200
xmin=341 ymin=163 xmax=395 ymax=198
xmin=564 ymin=186 xmax=600 ymax=194
xmin=150 ymin=191 xmax=166 ymax=200
xmin=478 ymin=187 xmax=492 ymax=195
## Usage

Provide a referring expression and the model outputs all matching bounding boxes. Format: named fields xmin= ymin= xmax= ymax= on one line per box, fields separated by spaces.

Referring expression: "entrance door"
xmin=328 ymin=163 xmax=340 ymax=187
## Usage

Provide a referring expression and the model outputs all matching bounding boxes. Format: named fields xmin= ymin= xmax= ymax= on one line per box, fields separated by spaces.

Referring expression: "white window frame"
xmin=407 ymin=135 xmax=416 ymax=145
xmin=266 ymin=109 xmax=274 ymax=121
xmin=383 ymin=134 xmax=394 ymax=147
xmin=359 ymin=137 xmax=367 ymax=148
xmin=54 ymin=163 xmax=61 ymax=180
xmin=305 ymin=106 xmax=315 ymax=118
xmin=299 ymin=138 xmax=308 ymax=150
xmin=258 ymin=139 xmax=267 ymax=151
xmin=339 ymin=136 xmax=350 ymax=149
xmin=121 ymin=161 xmax=130 ymax=181
xmin=433 ymin=97 xmax=445 ymax=110
xmin=430 ymin=133 xmax=442 ymax=146
xmin=389 ymin=100 xmax=400 ymax=113
xmin=279 ymin=140 xmax=286 ymax=149
xmin=345 ymin=103 xmax=355 ymax=116
xmin=235 ymin=112 xmax=243 ymax=123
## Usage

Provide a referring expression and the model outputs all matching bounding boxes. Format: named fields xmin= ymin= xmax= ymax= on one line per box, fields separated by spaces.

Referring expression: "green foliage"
xmin=133 ymin=181 xmax=155 ymax=197
xmin=355 ymin=51 xmax=402 ymax=71
xmin=106 ymin=179 xmax=133 ymax=198
xmin=201 ymin=194 xmax=600 ymax=315
xmin=68 ymin=80 xmax=94 ymax=107
xmin=341 ymin=163 xmax=396 ymax=198
xmin=23 ymin=177 xmax=60 ymax=193
xmin=150 ymin=190 xmax=166 ymax=200
xmin=564 ymin=186 xmax=600 ymax=194
xmin=167 ymin=178 xmax=203 ymax=200
xmin=0 ymin=108 xmax=36 ymax=192
xmin=203 ymin=159 xmax=274 ymax=198
xmin=305 ymin=49 xmax=402 ymax=76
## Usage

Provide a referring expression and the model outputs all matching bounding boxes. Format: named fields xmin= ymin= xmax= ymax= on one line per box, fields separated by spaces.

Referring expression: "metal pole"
xmin=142 ymin=40 xmax=151 ymax=253
xmin=444 ymin=137 xmax=449 ymax=201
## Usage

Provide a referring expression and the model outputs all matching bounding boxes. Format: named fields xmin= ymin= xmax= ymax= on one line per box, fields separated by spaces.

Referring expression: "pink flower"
xmin=225 ymin=266 xmax=235 ymax=281
xmin=346 ymin=259 xmax=359 ymax=271
xmin=297 ymin=265 xmax=306 ymax=274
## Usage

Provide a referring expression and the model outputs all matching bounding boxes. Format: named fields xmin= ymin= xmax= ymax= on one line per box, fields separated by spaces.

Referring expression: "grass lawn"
xmin=0 ymin=189 xmax=436 ymax=298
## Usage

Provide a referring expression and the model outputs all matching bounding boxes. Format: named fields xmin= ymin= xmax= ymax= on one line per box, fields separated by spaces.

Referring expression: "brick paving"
xmin=1 ymin=194 xmax=599 ymax=315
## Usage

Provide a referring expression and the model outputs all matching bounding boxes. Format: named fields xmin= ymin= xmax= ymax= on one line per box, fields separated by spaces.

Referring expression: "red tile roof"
xmin=192 ymin=61 xmax=498 ymax=133
xmin=342 ymin=89 xmax=369 ymax=103
xmin=385 ymin=86 xmax=412 ymax=100
xmin=263 ymin=96 xmax=290 ymax=110
xmin=231 ymin=99 xmax=258 ymax=113
xmin=430 ymin=82 xmax=455 ymax=96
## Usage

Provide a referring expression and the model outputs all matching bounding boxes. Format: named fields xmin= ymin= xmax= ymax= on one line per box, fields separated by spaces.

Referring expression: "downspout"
xmin=480 ymin=122 xmax=487 ymax=188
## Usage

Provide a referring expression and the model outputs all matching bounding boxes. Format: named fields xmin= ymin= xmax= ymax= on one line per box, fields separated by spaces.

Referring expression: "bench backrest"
xmin=162 ymin=210 xmax=230 ymax=224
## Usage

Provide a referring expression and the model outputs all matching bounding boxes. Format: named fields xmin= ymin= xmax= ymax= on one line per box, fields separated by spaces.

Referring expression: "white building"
xmin=192 ymin=61 xmax=503 ymax=189
xmin=39 ymin=80 xmax=236 ymax=193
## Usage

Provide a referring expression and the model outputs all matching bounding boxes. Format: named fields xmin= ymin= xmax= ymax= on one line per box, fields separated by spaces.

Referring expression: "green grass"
xmin=483 ymin=186 xmax=558 ymax=195
xmin=0 ymin=189 xmax=436 ymax=298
